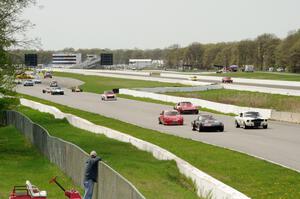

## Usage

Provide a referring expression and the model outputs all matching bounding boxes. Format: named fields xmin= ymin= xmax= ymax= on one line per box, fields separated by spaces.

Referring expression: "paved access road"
xmin=17 ymin=78 xmax=300 ymax=172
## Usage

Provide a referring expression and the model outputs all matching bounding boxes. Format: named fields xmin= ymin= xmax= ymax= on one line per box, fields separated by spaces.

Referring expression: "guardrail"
xmin=2 ymin=110 xmax=145 ymax=199
xmin=134 ymin=85 xmax=222 ymax=93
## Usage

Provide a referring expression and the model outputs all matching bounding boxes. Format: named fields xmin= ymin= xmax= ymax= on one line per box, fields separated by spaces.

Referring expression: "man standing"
xmin=83 ymin=151 xmax=101 ymax=199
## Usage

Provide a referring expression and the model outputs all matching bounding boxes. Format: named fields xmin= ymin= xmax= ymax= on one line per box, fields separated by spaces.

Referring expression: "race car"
xmin=14 ymin=79 xmax=22 ymax=84
xmin=191 ymin=114 xmax=224 ymax=132
xmin=235 ymin=111 xmax=268 ymax=129
xmin=174 ymin=102 xmax=199 ymax=114
xmin=222 ymin=76 xmax=233 ymax=83
xmin=50 ymin=87 xmax=64 ymax=95
xmin=44 ymin=72 xmax=52 ymax=78
xmin=158 ymin=110 xmax=184 ymax=125
xmin=101 ymin=91 xmax=117 ymax=101
xmin=189 ymin=76 xmax=198 ymax=81
xmin=42 ymin=87 xmax=51 ymax=94
xmin=50 ymin=81 xmax=58 ymax=87
xmin=33 ymin=79 xmax=42 ymax=84
xmin=71 ymin=86 xmax=83 ymax=92
xmin=23 ymin=80 xmax=34 ymax=86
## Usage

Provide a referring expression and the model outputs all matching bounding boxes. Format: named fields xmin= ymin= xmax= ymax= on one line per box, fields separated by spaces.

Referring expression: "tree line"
xmin=9 ymin=29 xmax=300 ymax=73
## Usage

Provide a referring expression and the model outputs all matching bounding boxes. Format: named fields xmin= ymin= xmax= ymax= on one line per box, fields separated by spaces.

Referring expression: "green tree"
xmin=1 ymin=0 xmax=35 ymax=110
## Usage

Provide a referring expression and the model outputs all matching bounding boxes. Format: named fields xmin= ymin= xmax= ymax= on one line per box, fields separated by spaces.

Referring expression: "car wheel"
xmin=159 ymin=119 xmax=162 ymax=124
xmin=219 ymin=127 xmax=224 ymax=132
xmin=192 ymin=125 xmax=196 ymax=131
xmin=243 ymin=122 xmax=248 ymax=129
xmin=42 ymin=90 xmax=45 ymax=93
xmin=198 ymin=125 xmax=202 ymax=132
xmin=263 ymin=125 xmax=268 ymax=129
xmin=195 ymin=110 xmax=199 ymax=114
xmin=235 ymin=120 xmax=240 ymax=128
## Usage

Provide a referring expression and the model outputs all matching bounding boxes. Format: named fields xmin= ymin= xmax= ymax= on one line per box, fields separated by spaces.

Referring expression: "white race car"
xmin=23 ymin=80 xmax=34 ymax=86
xmin=101 ymin=91 xmax=117 ymax=101
xmin=235 ymin=111 xmax=268 ymax=129
xmin=33 ymin=79 xmax=42 ymax=84
xmin=50 ymin=87 xmax=64 ymax=95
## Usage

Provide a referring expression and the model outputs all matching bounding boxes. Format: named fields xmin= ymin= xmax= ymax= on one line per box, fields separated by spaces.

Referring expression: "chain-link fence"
xmin=2 ymin=110 xmax=145 ymax=199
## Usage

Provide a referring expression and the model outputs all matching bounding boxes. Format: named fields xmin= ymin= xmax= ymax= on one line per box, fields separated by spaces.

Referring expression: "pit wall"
xmin=3 ymin=110 xmax=145 ymax=199
xmin=119 ymin=89 xmax=272 ymax=118
xmin=271 ymin=110 xmax=300 ymax=124
xmin=19 ymin=98 xmax=250 ymax=199
xmin=134 ymin=84 xmax=222 ymax=93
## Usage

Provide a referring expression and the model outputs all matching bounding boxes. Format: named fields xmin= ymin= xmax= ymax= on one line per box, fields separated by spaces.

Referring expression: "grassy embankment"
xmin=0 ymin=126 xmax=80 ymax=198
xmin=203 ymin=71 xmax=300 ymax=81
xmin=167 ymin=89 xmax=300 ymax=113
xmin=18 ymin=94 xmax=300 ymax=199
xmin=53 ymin=72 xmax=184 ymax=94
xmin=16 ymin=106 xmax=199 ymax=199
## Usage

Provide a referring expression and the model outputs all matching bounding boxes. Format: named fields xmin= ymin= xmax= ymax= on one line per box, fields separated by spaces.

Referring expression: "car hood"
xmin=181 ymin=105 xmax=197 ymax=110
xmin=238 ymin=116 xmax=266 ymax=120
xmin=164 ymin=115 xmax=183 ymax=120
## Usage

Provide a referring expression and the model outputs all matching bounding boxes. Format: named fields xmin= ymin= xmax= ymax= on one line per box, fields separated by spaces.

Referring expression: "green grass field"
xmin=54 ymin=72 xmax=184 ymax=93
xmin=0 ymin=126 xmax=80 ymax=198
xmin=203 ymin=71 xmax=300 ymax=81
xmin=18 ymin=94 xmax=300 ymax=199
xmin=167 ymin=89 xmax=300 ymax=112
xmin=16 ymin=106 xmax=199 ymax=199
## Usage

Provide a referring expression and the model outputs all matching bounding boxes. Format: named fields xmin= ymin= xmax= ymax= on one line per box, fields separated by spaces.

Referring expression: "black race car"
xmin=192 ymin=115 xmax=224 ymax=132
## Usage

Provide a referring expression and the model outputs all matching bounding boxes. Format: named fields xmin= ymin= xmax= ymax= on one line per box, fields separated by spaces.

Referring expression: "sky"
xmin=22 ymin=0 xmax=300 ymax=50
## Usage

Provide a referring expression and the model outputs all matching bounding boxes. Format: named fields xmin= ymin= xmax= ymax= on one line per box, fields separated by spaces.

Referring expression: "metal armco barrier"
xmin=3 ymin=110 xmax=145 ymax=199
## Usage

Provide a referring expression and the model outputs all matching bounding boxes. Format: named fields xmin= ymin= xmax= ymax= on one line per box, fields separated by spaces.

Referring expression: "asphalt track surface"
xmin=17 ymin=77 xmax=300 ymax=172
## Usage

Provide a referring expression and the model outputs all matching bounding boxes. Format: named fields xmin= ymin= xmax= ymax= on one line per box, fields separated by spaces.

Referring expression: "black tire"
xmin=243 ymin=122 xmax=248 ymax=129
xmin=263 ymin=125 xmax=268 ymax=129
xmin=192 ymin=125 xmax=196 ymax=131
xmin=195 ymin=110 xmax=199 ymax=114
xmin=159 ymin=118 xmax=162 ymax=124
xmin=219 ymin=127 xmax=224 ymax=132
xmin=235 ymin=120 xmax=240 ymax=128
xmin=42 ymin=90 xmax=45 ymax=93
xmin=198 ymin=125 xmax=202 ymax=132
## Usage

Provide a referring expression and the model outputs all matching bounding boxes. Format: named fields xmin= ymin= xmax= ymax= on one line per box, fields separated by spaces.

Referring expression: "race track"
xmin=17 ymin=77 xmax=300 ymax=172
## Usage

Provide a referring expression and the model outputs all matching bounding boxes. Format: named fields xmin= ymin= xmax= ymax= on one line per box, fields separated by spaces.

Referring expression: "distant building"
xmin=152 ymin=60 xmax=164 ymax=67
xmin=129 ymin=59 xmax=152 ymax=69
xmin=52 ymin=53 xmax=82 ymax=68
xmin=129 ymin=59 xmax=164 ymax=69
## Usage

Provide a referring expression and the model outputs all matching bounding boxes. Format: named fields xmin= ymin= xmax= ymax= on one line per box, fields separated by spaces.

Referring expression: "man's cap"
xmin=90 ymin=151 xmax=97 ymax=157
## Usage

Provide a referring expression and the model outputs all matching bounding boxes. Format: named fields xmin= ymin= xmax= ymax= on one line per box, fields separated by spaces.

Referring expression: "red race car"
xmin=174 ymin=102 xmax=199 ymax=114
xmin=222 ymin=77 xmax=233 ymax=83
xmin=158 ymin=110 xmax=184 ymax=125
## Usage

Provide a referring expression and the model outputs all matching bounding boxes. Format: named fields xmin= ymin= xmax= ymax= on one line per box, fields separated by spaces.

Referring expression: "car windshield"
xmin=244 ymin=112 xmax=260 ymax=117
xmin=199 ymin=115 xmax=214 ymax=120
xmin=105 ymin=91 xmax=114 ymax=94
xmin=180 ymin=102 xmax=192 ymax=106
xmin=165 ymin=111 xmax=179 ymax=116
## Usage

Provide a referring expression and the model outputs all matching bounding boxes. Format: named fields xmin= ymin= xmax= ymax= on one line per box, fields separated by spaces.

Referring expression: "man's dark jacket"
xmin=84 ymin=156 xmax=101 ymax=182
